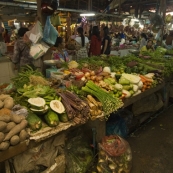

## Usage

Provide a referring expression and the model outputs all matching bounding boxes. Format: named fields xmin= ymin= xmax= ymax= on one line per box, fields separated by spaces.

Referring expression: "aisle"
xmin=128 ymin=105 xmax=173 ymax=173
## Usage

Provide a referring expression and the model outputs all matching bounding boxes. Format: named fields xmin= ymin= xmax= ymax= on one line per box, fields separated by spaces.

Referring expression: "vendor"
xmin=164 ymin=30 xmax=173 ymax=49
xmin=140 ymin=40 xmax=155 ymax=54
xmin=52 ymin=36 xmax=69 ymax=62
xmin=139 ymin=33 xmax=147 ymax=50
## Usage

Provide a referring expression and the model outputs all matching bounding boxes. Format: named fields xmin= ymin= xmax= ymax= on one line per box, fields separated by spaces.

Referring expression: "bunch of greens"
xmin=11 ymin=65 xmax=43 ymax=89
xmin=82 ymin=80 xmax=123 ymax=117
xmin=13 ymin=84 xmax=58 ymax=107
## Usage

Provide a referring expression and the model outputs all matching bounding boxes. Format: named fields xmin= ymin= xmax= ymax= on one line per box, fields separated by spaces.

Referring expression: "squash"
xmin=30 ymin=105 xmax=49 ymax=115
xmin=50 ymin=100 xmax=65 ymax=114
xmin=28 ymin=97 xmax=46 ymax=110
xmin=44 ymin=110 xmax=59 ymax=127
xmin=26 ymin=112 xmax=42 ymax=131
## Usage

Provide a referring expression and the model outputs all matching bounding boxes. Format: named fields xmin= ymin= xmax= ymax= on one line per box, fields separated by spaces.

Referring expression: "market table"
xmin=0 ymin=82 xmax=168 ymax=163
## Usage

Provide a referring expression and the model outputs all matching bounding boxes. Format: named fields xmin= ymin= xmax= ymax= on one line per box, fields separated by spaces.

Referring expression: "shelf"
xmin=123 ymin=83 xmax=165 ymax=108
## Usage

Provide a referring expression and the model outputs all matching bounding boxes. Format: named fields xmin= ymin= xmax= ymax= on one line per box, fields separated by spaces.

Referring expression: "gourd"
xmin=28 ymin=97 xmax=46 ymax=110
xmin=50 ymin=100 xmax=65 ymax=114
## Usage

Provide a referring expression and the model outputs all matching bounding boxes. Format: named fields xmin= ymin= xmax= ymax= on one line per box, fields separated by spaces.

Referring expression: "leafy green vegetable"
xmin=11 ymin=65 xmax=43 ymax=89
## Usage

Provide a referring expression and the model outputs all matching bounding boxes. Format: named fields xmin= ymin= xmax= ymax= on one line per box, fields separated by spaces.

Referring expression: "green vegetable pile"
xmin=13 ymin=84 xmax=57 ymax=107
xmin=11 ymin=65 xmax=44 ymax=89
xmin=82 ymin=81 xmax=123 ymax=116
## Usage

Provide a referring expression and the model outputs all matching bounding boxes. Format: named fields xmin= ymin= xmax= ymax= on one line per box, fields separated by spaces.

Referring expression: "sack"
xmin=30 ymin=42 xmax=49 ymax=60
xmin=25 ymin=21 xmax=43 ymax=44
xmin=50 ymin=14 xmax=61 ymax=26
xmin=43 ymin=16 xmax=58 ymax=45
xmin=97 ymin=135 xmax=132 ymax=173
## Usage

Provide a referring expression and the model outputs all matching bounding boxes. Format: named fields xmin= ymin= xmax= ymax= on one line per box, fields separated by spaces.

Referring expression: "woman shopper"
xmin=75 ymin=27 xmax=89 ymax=60
xmin=89 ymin=26 xmax=101 ymax=56
xmin=11 ymin=27 xmax=34 ymax=70
xmin=101 ymin=26 xmax=111 ymax=55
xmin=52 ymin=36 xmax=69 ymax=62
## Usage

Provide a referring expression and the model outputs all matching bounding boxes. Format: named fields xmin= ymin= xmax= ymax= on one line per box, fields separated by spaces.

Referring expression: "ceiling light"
xmin=80 ymin=13 xmax=95 ymax=17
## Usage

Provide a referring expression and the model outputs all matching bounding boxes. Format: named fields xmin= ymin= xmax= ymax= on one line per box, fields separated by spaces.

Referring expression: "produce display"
xmin=0 ymin=94 xmax=29 ymax=151
xmin=0 ymin=47 xmax=172 ymax=153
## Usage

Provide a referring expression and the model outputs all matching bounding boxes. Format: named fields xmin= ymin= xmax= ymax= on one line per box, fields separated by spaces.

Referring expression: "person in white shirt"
xmin=75 ymin=27 xmax=89 ymax=60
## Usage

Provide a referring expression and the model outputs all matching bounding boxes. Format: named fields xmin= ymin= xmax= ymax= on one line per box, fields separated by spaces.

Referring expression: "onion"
xmin=90 ymin=71 xmax=95 ymax=76
xmin=95 ymin=76 xmax=103 ymax=82
xmin=85 ymin=72 xmax=90 ymax=77
xmin=90 ymin=75 xmax=96 ymax=81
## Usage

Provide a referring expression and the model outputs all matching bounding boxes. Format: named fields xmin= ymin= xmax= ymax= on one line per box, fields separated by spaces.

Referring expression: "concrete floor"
xmin=127 ymin=105 xmax=173 ymax=173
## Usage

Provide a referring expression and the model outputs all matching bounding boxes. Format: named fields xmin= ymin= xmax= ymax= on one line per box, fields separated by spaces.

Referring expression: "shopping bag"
xmin=25 ymin=21 xmax=43 ymax=44
xmin=43 ymin=16 xmax=58 ymax=45
xmin=50 ymin=14 xmax=61 ymax=26
xmin=30 ymin=41 xmax=49 ymax=59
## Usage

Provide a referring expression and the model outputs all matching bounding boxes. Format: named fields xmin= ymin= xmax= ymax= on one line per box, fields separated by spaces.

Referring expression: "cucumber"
xmin=44 ymin=110 xmax=59 ymax=127
xmin=26 ymin=112 xmax=42 ymax=131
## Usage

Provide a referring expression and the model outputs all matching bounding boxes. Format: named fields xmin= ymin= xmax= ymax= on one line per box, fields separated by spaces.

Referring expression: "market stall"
xmin=0 ymin=43 xmax=172 ymax=172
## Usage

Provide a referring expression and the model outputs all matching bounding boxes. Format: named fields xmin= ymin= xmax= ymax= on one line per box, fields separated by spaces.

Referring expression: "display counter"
xmin=0 ymin=82 xmax=167 ymax=163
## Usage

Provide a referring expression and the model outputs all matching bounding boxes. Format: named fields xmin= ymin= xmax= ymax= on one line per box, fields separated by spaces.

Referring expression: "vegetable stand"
xmin=0 ymin=50 xmax=172 ymax=172
xmin=0 ymin=83 xmax=167 ymax=163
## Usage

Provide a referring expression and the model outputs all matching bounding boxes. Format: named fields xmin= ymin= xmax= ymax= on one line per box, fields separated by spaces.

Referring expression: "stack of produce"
xmin=86 ymin=95 xmax=104 ymax=120
xmin=82 ymin=81 xmax=123 ymax=117
xmin=26 ymin=97 xmax=68 ymax=131
xmin=58 ymin=91 xmax=90 ymax=125
xmin=0 ymin=109 xmax=28 ymax=151
xmin=0 ymin=94 xmax=14 ymax=109
xmin=11 ymin=65 xmax=50 ymax=89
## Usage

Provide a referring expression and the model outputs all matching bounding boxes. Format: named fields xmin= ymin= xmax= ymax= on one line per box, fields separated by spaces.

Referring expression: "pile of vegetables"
xmin=0 ymin=94 xmax=14 ymax=109
xmin=0 ymin=108 xmax=28 ymax=151
xmin=11 ymin=65 xmax=50 ymax=89
xmin=86 ymin=95 xmax=104 ymax=120
xmin=97 ymin=135 xmax=132 ymax=173
xmin=82 ymin=81 xmax=123 ymax=117
xmin=58 ymin=91 xmax=90 ymax=125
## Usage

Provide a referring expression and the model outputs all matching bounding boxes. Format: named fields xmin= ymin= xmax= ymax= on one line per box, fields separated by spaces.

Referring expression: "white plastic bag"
xmin=26 ymin=21 xmax=43 ymax=44
xmin=30 ymin=42 xmax=49 ymax=60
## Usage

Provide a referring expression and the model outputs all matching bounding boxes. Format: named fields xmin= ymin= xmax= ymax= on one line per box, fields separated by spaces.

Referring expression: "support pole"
xmin=36 ymin=0 xmax=46 ymax=25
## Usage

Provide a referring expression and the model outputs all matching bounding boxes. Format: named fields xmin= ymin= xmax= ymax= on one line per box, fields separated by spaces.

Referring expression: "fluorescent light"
xmin=80 ymin=13 xmax=95 ymax=17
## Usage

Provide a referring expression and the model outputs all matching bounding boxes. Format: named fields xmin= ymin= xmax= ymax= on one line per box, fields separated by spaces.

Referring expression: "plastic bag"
xmin=97 ymin=135 xmax=132 ymax=173
xmin=106 ymin=109 xmax=133 ymax=138
xmin=30 ymin=42 xmax=49 ymax=60
xmin=65 ymin=134 xmax=93 ymax=173
xmin=43 ymin=16 xmax=58 ymax=45
xmin=50 ymin=14 xmax=61 ymax=26
xmin=26 ymin=21 xmax=43 ymax=44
